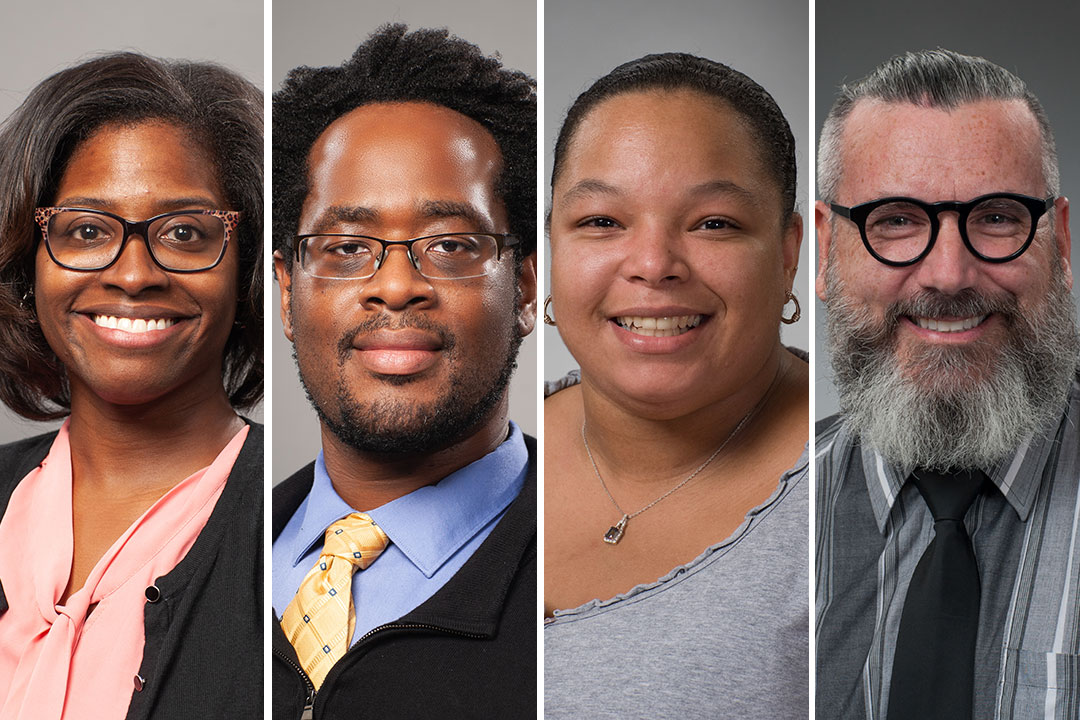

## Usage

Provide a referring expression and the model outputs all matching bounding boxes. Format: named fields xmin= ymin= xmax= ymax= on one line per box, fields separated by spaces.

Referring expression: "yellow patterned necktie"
xmin=280 ymin=512 xmax=390 ymax=689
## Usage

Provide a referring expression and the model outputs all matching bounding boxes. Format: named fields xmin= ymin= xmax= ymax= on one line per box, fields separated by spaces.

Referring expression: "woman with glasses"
xmin=0 ymin=53 xmax=262 ymax=719
xmin=543 ymin=54 xmax=809 ymax=718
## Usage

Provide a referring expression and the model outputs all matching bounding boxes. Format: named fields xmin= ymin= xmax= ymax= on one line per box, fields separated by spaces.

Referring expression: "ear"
xmin=815 ymin=200 xmax=833 ymax=302
xmin=1054 ymin=195 xmax=1072 ymax=290
xmin=782 ymin=212 xmax=804 ymax=292
xmin=272 ymin=250 xmax=295 ymax=342
xmin=517 ymin=252 xmax=538 ymax=337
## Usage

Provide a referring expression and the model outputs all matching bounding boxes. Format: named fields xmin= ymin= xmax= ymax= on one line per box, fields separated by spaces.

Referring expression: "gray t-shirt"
xmin=544 ymin=373 xmax=809 ymax=719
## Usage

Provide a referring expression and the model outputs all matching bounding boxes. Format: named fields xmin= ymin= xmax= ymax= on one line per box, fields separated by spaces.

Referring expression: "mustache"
xmin=853 ymin=289 xmax=1021 ymax=341
xmin=336 ymin=312 xmax=457 ymax=364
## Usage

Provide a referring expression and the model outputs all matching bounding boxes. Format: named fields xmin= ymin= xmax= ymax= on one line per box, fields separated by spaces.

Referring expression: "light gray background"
xmin=815 ymin=0 xmax=1080 ymax=419
xmin=272 ymin=0 xmax=538 ymax=481
xmin=543 ymin=0 xmax=811 ymax=380
xmin=0 ymin=0 xmax=262 ymax=442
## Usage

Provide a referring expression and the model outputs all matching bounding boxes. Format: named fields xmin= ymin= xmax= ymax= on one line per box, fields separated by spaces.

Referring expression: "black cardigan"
xmin=271 ymin=435 xmax=537 ymax=719
xmin=0 ymin=422 xmax=263 ymax=720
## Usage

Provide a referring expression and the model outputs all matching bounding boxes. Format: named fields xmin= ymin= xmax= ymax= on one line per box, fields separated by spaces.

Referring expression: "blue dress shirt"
xmin=272 ymin=422 xmax=527 ymax=645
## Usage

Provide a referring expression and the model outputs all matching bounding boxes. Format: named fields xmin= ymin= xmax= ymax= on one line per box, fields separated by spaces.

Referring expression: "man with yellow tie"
xmin=270 ymin=25 xmax=537 ymax=718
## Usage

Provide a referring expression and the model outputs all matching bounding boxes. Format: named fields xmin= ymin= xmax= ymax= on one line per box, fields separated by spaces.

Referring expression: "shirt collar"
xmin=858 ymin=379 xmax=1079 ymax=533
xmin=290 ymin=422 xmax=528 ymax=578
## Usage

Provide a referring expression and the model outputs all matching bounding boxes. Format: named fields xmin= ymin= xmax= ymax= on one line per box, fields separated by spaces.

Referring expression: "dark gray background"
xmin=543 ymin=0 xmax=811 ymax=381
xmin=815 ymin=0 xmax=1080 ymax=419
xmin=272 ymin=0 xmax=537 ymax=481
xmin=0 ymin=0 xmax=263 ymax=441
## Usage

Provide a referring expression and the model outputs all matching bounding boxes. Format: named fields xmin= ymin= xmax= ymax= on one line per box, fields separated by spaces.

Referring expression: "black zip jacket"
xmin=0 ymin=422 xmax=263 ymax=720
xmin=271 ymin=435 xmax=537 ymax=719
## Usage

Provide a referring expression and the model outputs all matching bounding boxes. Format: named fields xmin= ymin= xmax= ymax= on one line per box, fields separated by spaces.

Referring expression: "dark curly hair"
xmin=0 ymin=52 xmax=263 ymax=420
xmin=273 ymin=24 xmax=537 ymax=268
xmin=551 ymin=52 xmax=797 ymax=225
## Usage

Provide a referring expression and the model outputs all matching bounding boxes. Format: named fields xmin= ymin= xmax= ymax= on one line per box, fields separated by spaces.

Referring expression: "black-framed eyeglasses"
xmin=293 ymin=232 xmax=520 ymax=280
xmin=35 ymin=207 xmax=240 ymax=273
xmin=829 ymin=193 xmax=1055 ymax=267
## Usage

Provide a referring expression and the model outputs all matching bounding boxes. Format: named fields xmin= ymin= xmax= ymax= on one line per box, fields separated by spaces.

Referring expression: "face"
xmin=816 ymin=100 xmax=1078 ymax=468
xmin=275 ymin=102 xmax=536 ymax=454
xmin=34 ymin=121 xmax=240 ymax=407
xmin=549 ymin=89 xmax=800 ymax=416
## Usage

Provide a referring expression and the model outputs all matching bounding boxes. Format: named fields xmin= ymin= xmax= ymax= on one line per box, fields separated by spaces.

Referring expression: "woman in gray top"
xmin=543 ymin=54 xmax=809 ymax=718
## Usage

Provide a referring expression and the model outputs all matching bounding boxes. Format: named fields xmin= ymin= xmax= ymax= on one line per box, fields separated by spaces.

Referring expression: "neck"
xmin=66 ymin=379 xmax=243 ymax=494
xmin=579 ymin=344 xmax=790 ymax=489
xmin=320 ymin=399 xmax=511 ymax=511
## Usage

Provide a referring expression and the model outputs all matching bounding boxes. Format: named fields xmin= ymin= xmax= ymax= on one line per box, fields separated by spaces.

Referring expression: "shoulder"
xmin=229 ymin=421 xmax=263 ymax=483
xmin=544 ymin=369 xmax=580 ymax=398
xmin=272 ymin=461 xmax=316 ymax=540
xmin=0 ymin=429 xmax=59 ymax=486
xmin=815 ymin=413 xmax=846 ymax=445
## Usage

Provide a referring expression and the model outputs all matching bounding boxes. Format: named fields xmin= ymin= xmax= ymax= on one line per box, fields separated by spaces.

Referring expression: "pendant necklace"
xmin=582 ymin=363 xmax=783 ymax=545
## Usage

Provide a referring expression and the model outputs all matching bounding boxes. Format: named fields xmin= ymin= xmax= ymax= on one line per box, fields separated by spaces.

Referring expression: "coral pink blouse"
xmin=0 ymin=421 xmax=248 ymax=720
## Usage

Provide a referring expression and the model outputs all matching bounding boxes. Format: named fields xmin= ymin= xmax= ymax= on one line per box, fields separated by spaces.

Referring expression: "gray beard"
xmin=825 ymin=268 xmax=1079 ymax=471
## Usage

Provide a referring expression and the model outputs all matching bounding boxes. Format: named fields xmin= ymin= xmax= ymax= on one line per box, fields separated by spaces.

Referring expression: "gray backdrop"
xmin=543 ymin=0 xmax=811 ymax=381
xmin=815 ymin=0 xmax=1080 ymax=419
xmin=0 ymin=0 xmax=263 ymax=442
xmin=272 ymin=0 xmax=538 ymax=481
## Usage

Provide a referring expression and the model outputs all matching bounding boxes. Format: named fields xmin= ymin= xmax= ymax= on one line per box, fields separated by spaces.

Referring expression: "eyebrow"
xmin=558 ymin=179 xmax=621 ymax=205
xmin=54 ymin=196 xmax=221 ymax=213
xmin=311 ymin=201 xmax=493 ymax=234
xmin=312 ymin=205 xmax=378 ymax=232
xmin=558 ymin=178 xmax=756 ymax=204
xmin=418 ymin=200 xmax=492 ymax=232
xmin=686 ymin=180 xmax=756 ymax=202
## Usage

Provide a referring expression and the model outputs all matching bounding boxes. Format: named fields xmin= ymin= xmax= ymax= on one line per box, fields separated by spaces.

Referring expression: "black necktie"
xmin=886 ymin=468 xmax=986 ymax=720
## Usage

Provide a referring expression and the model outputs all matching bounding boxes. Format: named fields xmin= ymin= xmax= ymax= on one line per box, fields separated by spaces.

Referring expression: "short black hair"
xmin=0 ymin=52 xmax=263 ymax=420
xmin=273 ymin=24 xmax=537 ymax=266
xmin=552 ymin=52 xmax=797 ymax=225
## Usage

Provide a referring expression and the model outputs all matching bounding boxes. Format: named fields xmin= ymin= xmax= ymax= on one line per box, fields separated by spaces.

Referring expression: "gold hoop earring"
xmin=543 ymin=295 xmax=556 ymax=326
xmin=781 ymin=290 xmax=801 ymax=324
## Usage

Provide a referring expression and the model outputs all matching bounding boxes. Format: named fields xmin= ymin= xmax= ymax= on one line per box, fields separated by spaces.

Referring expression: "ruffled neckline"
xmin=546 ymin=443 xmax=808 ymax=624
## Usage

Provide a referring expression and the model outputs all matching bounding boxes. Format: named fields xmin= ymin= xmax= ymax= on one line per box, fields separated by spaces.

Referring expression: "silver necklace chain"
xmin=582 ymin=363 xmax=784 ymax=545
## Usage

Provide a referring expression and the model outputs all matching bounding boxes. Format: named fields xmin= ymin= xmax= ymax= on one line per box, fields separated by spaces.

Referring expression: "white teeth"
xmin=914 ymin=315 xmax=987 ymax=333
xmin=92 ymin=315 xmax=176 ymax=334
xmin=615 ymin=314 xmax=703 ymax=337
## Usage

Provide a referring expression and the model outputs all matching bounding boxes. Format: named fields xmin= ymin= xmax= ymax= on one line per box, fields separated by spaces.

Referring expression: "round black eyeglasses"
xmin=829 ymin=193 xmax=1054 ymax=267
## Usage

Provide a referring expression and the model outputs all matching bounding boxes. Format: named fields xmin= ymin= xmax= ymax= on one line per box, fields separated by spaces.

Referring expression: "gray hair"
xmin=817 ymin=49 xmax=1059 ymax=203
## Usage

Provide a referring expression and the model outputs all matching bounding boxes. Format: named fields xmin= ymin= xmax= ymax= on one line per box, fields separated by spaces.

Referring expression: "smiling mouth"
xmin=911 ymin=315 xmax=988 ymax=333
xmin=92 ymin=314 xmax=178 ymax=333
xmin=614 ymin=314 xmax=703 ymax=337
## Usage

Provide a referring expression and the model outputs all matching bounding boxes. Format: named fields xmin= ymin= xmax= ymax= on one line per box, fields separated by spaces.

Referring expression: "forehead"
xmin=836 ymin=99 xmax=1044 ymax=202
xmin=55 ymin=121 xmax=224 ymax=207
xmin=557 ymin=89 xmax=771 ymax=194
xmin=300 ymin=102 xmax=504 ymax=229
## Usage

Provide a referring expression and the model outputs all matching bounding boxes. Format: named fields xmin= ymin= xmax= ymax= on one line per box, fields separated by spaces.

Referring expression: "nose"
xmin=359 ymin=245 xmax=436 ymax=311
xmin=619 ymin=225 xmax=691 ymax=286
xmin=98 ymin=234 xmax=170 ymax=294
xmin=912 ymin=213 xmax=980 ymax=294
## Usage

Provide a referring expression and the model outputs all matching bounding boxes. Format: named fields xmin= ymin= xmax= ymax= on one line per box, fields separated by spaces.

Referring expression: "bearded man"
xmin=269 ymin=26 xmax=537 ymax=719
xmin=815 ymin=49 xmax=1080 ymax=720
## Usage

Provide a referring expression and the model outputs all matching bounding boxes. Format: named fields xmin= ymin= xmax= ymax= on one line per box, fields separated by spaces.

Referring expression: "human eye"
xmin=317 ymin=238 xmax=375 ymax=262
xmin=969 ymin=200 xmax=1027 ymax=235
xmin=865 ymin=202 xmax=928 ymax=239
xmin=695 ymin=216 xmax=743 ymax=234
xmin=427 ymin=235 xmax=481 ymax=255
xmin=154 ymin=213 xmax=223 ymax=251
xmin=579 ymin=216 xmax=621 ymax=230
xmin=159 ymin=224 xmax=204 ymax=244
xmin=56 ymin=215 xmax=114 ymax=246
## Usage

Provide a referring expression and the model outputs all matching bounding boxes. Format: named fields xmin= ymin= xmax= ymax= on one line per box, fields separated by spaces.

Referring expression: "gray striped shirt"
xmin=816 ymin=377 xmax=1080 ymax=720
